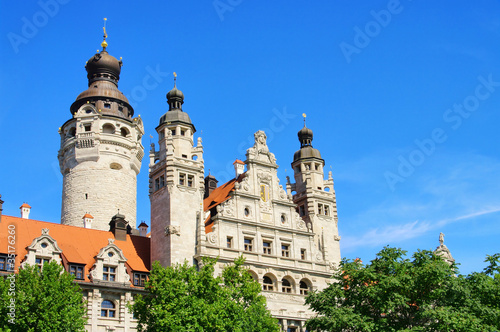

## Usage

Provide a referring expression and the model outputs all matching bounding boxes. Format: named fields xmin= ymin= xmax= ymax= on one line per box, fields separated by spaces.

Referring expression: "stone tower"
xmin=58 ymin=32 xmax=144 ymax=231
xmin=287 ymin=119 xmax=341 ymax=265
xmin=149 ymin=80 xmax=204 ymax=266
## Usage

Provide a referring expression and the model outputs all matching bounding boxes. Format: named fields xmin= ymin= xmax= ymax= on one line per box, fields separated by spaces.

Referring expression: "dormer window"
xmin=133 ymin=272 xmax=148 ymax=286
xmin=69 ymin=264 xmax=85 ymax=280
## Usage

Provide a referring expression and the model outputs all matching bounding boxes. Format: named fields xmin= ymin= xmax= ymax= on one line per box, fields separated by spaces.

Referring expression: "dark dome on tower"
xmin=158 ymin=80 xmax=196 ymax=132
xmin=85 ymin=49 xmax=122 ymax=85
xmin=293 ymin=124 xmax=322 ymax=162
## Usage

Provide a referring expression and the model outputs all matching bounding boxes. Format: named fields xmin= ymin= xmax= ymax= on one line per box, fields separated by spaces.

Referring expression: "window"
xmin=104 ymin=103 xmax=111 ymax=109
xmin=133 ymin=272 xmax=148 ymax=286
xmin=282 ymin=278 xmax=292 ymax=293
xmin=101 ymin=300 xmax=116 ymax=318
xmin=69 ymin=264 xmax=84 ymax=280
xmin=281 ymin=214 xmax=286 ymax=224
xmin=179 ymin=173 xmax=186 ymax=186
xmin=120 ymin=127 xmax=129 ymax=137
xmin=182 ymin=154 xmax=188 ymax=159
xmin=281 ymin=244 xmax=290 ymax=257
xmin=159 ymin=175 xmax=165 ymax=188
xmin=35 ymin=257 xmax=50 ymax=270
xmin=155 ymin=178 xmax=160 ymax=191
xmin=84 ymin=124 xmax=91 ymax=132
xmin=300 ymin=280 xmax=310 ymax=295
xmin=180 ymin=130 xmax=185 ymax=136
xmin=299 ymin=205 xmax=305 ymax=216
xmin=0 ymin=255 xmax=6 ymax=271
xmin=118 ymin=106 xmax=124 ymax=113
xmin=103 ymin=266 xmax=116 ymax=281
xmin=226 ymin=236 xmax=233 ymax=248
xmin=263 ymin=276 xmax=273 ymax=291
xmin=263 ymin=241 xmax=272 ymax=255
xmin=324 ymin=205 xmax=330 ymax=216
xmin=171 ymin=130 xmax=176 ymax=136
xmin=318 ymin=203 xmax=324 ymax=215
xmin=102 ymin=124 xmax=114 ymax=134
xmin=187 ymin=175 xmax=194 ymax=187
xmin=315 ymin=163 xmax=320 ymax=171
xmin=244 ymin=207 xmax=250 ymax=217
xmin=300 ymin=249 xmax=306 ymax=260
xmin=244 ymin=238 xmax=253 ymax=252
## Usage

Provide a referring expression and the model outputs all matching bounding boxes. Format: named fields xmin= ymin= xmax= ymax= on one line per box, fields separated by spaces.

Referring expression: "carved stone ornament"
xmin=242 ymin=177 xmax=250 ymax=191
xmin=208 ymin=232 xmax=217 ymax=244
xmin=108 ymin=238 xmax=115 ymax=245
xmin=247 ymin=130 xmax=277 ymax=164
xmin=257 ymin=171 xmax=272 ymax=183
xmin=297 ymin=219 xmax=306 ymax=230
xmin=165 ymin=225 xmax=181 ymax=236
xmin=329 ymin=261 xmax=337 ymax=270
xmin=334 ymin=235 xmax=341 ymax=241
xmin=42 ymin=228 xmax=49 ymax=235
xmin=315 ymin=252 xmax=323 ymax=262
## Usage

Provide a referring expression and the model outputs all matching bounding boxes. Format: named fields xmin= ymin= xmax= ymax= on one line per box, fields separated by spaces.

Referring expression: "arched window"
xmin=282 ymin=278 xmax=292 ymax=293
xmin=300 ymin=280 xmax=311 ymax=295
xmin=120 ymin=127 xmax=129 ymax=137
xmin=102 ymin=124 xmax=115 ymax=134
xmin=101 ymin=300 xmax=116 ymax=317
xmin=263 ymin=276 xmax=274 ymax=291
xmin=68 ymin=127 xmax=76 ymax=137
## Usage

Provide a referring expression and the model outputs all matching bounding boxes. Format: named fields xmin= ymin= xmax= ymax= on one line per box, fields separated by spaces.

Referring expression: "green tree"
xmin=132 ymin=256 xmax=279 ymax=331
xmin=0 ymin=260 xmax=86 ymax=332
xmin=305 ymin=246 xmax=500 ymax=332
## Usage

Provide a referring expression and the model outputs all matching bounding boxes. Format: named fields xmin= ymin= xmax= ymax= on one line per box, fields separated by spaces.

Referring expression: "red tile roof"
xmin=233 ymin=159 xmax=245 ymax=165
xmin=20 ymin=203 xmax=31 ymax=208
xmin=0 ymin=215 xmax=150 ymax=282
xmin=203 ymin=174 xmax=245 ymax=233
xmin=82 ymin=213 xmax=94 ymax=219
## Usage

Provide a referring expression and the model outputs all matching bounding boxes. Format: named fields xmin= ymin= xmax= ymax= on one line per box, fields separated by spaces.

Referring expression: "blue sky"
xmin=1 ymin=1 xmax=499 ymax=275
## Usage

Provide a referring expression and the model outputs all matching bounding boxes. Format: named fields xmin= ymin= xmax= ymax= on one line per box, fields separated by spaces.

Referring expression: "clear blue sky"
xmin=1 ymin=1 xmax=499 ymax=275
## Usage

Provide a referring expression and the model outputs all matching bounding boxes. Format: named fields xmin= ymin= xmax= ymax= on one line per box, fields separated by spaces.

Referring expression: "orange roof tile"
xmin=20 ymin=203 xmax=31 ymax=208
xmin=233 ymin=159 xmax=245 ymax=165
xmin=0 ymin=215 xmax=150 ymax=282
xmin=82 ymin=213 xmax=94 ymax=219
xmin=203 ymin=174 xmax=245 ymax=233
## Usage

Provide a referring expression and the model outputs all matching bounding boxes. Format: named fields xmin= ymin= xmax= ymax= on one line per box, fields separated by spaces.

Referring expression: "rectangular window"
xmin=182 ymin=154 xmax=188 ymax=159
xmin=281 ymin=244 xmax=290 ymax=258
xmin=299 ymin=205 xmax=305 ymax=217
xmin=103 ymin=266 xmax=116 ymax=281
xmin=155 ymin=178 xmax=160 ymax=191
xmin=133 ymin=273 xmax=148 ymax=286
xmin=104 ymin=103 xmax=111 ymax=109
xmin=180 ymin=130 xmax=185 ymax=136
xmin=0 ymin=255 xmax=6 ymax=271
xmin=324 ymin=205 xmax=330 ymax=216
xmin=263 ymin=241 xmax=272 ymax=255
xmin=227 ymin=236 xmax=233 ymax=248
xmin=300 ymin=249 xmax=306 ymax=260
xmin=244 ymin=238 xmax=253 ymax=252
xmin=179 ymin=173 xmax=186 ymax=186
xmin=84 ymin=124 xmax=91 ymax=132
xmin=159 ymin=175 xmax=165 ymax=188
xmin=187 ymin=175 xmax=194 ymax=187
xmin=171 ymin=130 xmax=176 ymax=136
xmin=318 ymin=203 xmax=324 ymax=215
xmin=69 ymin=264 xmax=84 ymax=280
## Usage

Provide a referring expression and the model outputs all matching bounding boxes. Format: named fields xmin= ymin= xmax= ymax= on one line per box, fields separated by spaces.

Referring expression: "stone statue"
xmin=439 ymin=232 xmax=444 ymax=246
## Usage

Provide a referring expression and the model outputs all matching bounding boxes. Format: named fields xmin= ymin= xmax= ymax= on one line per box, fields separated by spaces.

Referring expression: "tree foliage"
xmin=0 ymin=261 xmax=86 ymax=332
xmin=132 ymin=256 xmax=279 ymax=331
xmin=305 ymin=246 xmax=500 ymax=332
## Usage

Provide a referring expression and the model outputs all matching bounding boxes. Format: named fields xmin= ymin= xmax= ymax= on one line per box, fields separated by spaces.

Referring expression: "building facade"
xmin=0 ymin=32 xmax=341 ymax=332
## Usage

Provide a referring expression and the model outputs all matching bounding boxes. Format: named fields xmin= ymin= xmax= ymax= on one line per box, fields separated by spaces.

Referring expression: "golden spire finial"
xmin=101 ymin=18 xmax=108 ymax=50
xmin=302 ymin=113 xmax=307 ymax=127
xmin=173 ymin=72 xmax=177 ymax=87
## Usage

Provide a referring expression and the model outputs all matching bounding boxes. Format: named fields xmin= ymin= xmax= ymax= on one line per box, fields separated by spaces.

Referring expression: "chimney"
xmin=0 ymin=194 xmax=4 ymax=222
xmin=204 ymin=174 xmax=218 ymax=199
xmin=109 ymin=213 xmax=130 ymax=241
xmin=20 ymin=203 xmax=31 ymax=219
xmin=82 ymin=213 xmax=94 ymax=229
xmin=138 ymin=222 xmax=149 ymax=237
xmin=233 ymin=159 xmax=245 ymax=178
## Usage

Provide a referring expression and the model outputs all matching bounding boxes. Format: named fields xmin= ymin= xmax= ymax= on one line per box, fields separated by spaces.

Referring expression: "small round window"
xmin=108 ymin=252 xmax=114 ymax=258
xmin=41 ymin=243 xmax=48 ymax=248
xmin=281 ymin=214 xmax=287 ymax=224
xmin=244 ymin=207 xmax=250 ymax=217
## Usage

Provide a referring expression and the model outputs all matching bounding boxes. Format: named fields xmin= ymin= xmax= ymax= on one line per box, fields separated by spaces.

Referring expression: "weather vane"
xmin=302 ymin=113 xmax=307 ymax=127
xmin=173 ymin=72 xmax=177 ymax=87
xmin=101 ymin=18 xmax=108 ymax=50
